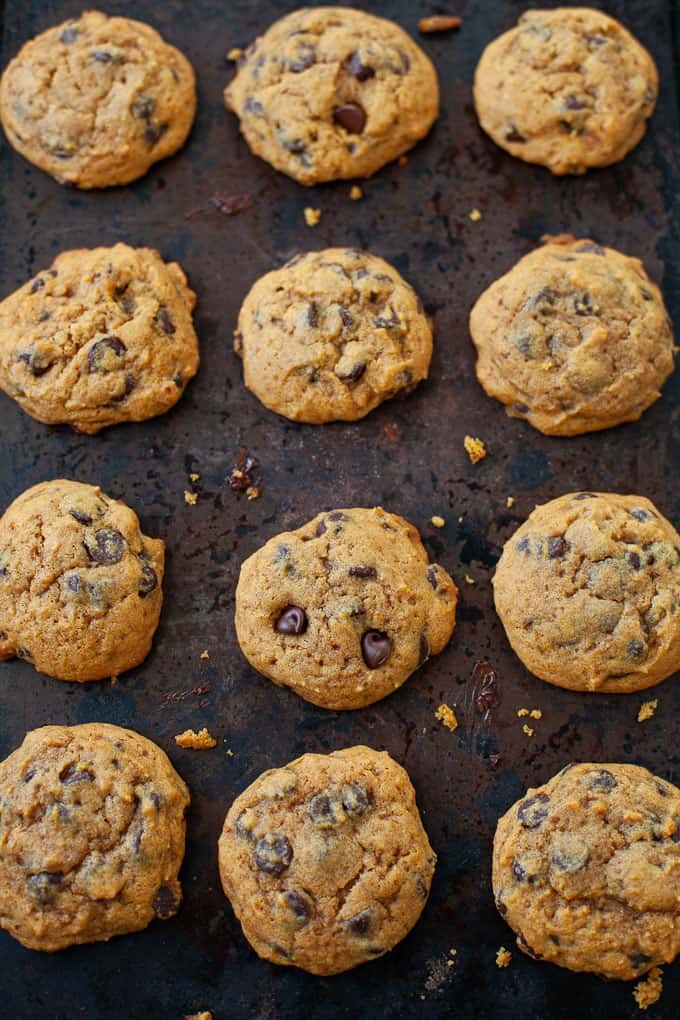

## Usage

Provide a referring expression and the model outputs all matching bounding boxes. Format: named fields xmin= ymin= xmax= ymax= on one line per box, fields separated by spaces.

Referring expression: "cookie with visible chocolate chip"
xmin=473 ymin=8 xmax=658 ymax=175
xmin=0 ymin=478 xmax=164 ymax=682
xmin=493 ymin=492 xmax=680 ymax=693
xmin=235 ymin=506 xmax=457 ymax=710
xmin=224 ymin=7 xmax=438 ymax=185
xmin=0 ymin=10 xmax=196 ymax=188
xmin=218 ymin=745 xmax=435 ymax=974
xmin=470 ymin=236 xmax=674 ymax=435
xmin=0 ymin=243 xmax=199 ymax=433
xmin=493 ymin=762 xmax=680 ymax=980
xmin=235 ymin=249 xmax=432 ymax=423
xmin=0 ymin=723 xmax=189 ymax=951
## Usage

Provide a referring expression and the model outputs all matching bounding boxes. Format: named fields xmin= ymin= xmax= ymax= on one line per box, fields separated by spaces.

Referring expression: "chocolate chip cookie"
xmin=493 ymin=492 xmax=680 ymax=693
xmin=470 ymin=236 xmax=674 ymax=435
xmin=474 ymin=8 xmax=658 ymax=175
xmin=0 ymin=244 xmax=199 ymax=433
xmin=235 ymin=249 xmax=432 ymax=423
xmin=235 ymin=506 xmax=457 ymax=710
xmin=218 ymin=745 xmax=435 ymax=975
xmin=0 ymin=11 xmax=196 ymax=188
xmin=493 ymin=762 xmax=680 ymax=980
xmin=0 ymin=479 xmax=164 ymax=682
xmin=225 ymin=7 xmax=438 ymax=185
xmin=0 ymin=723 xmax=189 ymax=952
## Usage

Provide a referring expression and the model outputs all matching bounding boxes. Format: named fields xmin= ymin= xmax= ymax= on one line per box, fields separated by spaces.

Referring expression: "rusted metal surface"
xmin=0 ymin=1 xmax=678 ymax=1017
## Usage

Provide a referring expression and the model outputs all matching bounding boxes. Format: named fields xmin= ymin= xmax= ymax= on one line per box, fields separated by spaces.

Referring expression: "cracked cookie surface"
xmin=235 ymin=249 xmax=432 ymax=423
xmin=218 ymin=745 xmax=435 ymax=975
xmin=235 ymin=506 xmax=457 ymax=710
xmin=473 ymin=8 xmax=658 ymax=175
xmin=470 ymin=236 xmax=674 ymax=436
xmin=0 ymin=723 xmax=189 ymax=952
xmin=493 ymin=492 xmax=680 ymax=693
xmin=0 ymin=10 xmax=196 ymax=188
xmin=0 ymin=479 xmax=164 ymax=682
xmin=493 ymin=762 xmax=680 ymax=979
xmin=224 ymin=6 xmax=438 ymax=185
xmin=0 ymin=243 xmax=199 ymax=433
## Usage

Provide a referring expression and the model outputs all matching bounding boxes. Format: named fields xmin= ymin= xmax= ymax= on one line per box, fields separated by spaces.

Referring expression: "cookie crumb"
xmin=398 ymin=155 xmax=409 ymax=166
xmin=435 ymin=704 xmax=458 ymax=731
xmin=637 ymin=698 xmax=658 ymax=722
xmin=184 ymin=490 xmax=198 ymax=506
xmin=530 ymin=708 xmax=542 ymax=719
xmin=464 ymin=435 xmax=487 ymax=463
xmin=522 ymin=723 xmax=534 ymax=737
xmin=227 ymin=48 xmax=243 ymax=61
xmin=633 ymin=966 xmax=663 ymax=1010
xmin=350 ymin=185 xmax=363 ymax=200
xmin=496 ymin=946 xmax=512 ymax=968
xmin=469 ymin=207 xmax=482 ymax=222
xmin=175 ymin=728 xmax=217 ymax=750
xmin=431 ymin=515 xmax=446 ymax=528
xmin=464 ymin=574 xmax=475 ymax=585
xmin=189 ymin=473 xmax=200 ymax=482
xmin=200 ymin=650 xmax=209 ymax=660
xmin=506 ymin=496 xmax=515 ymax=508
xmin=304 ymin=207 xmax=321 ymax=227
xmin=246 ymin=485 xmax=260 ymax=500
xmin=419 ymin=15 xmax=462 ymax=33
xmin=226 ymin=748 xmax=234 ymax=757
xmin=517 ymin=708 xmax=529 ymax=717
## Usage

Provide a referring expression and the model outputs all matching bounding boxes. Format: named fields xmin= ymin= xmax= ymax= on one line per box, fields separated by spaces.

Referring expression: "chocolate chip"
xmin=88 ymin=336 xmax=126 ymax=372
xmin=30 ymin=276 xmax=45 ymax=294
xmin=17 ymin=646 xmax=33 ymax=663
xmin=640 ymin=288 xmax=654 ymax=301
xmin=361 ymin=630 xmax=392 ymax=668
xmin=517 ymin=793 xmax=550 ymax=829
xmin=275 ymin=605 xmax=307 ymax=635
xmin=342 ymin=783 xmax=370 ymax=816
xmin=374 ymin=308 xmax=401 ymax=329
xmin=585 ymin=33 xmax=608 ymax=47
xmin=316 ymin=519 xmax=327 ymax=537
xmin=60 ymin=763 xmax=95 ymax=785
xmin=347 ymin=909 xmax=372 ymax=936
xmin=474 ymin=660 xmax=500 ymax=715
xmin=569 ymin=291 xmax=596 ymax=316
xmin=60 ymin=25 xmax=79 ymax=43
xmin=92 ymin=50 xmax=113 ymax=63
xmin=628 ymin=639 xmax=645 ymax=659
xmin=548 ymin=536 xmax=567 ymax=559
xmin=577 ymin=241 xmax=605 ymax=255
xmin=152 ymin=885 xmax=180 ymax=919
xmin=18 ymin=349 xmax=52 ymax=377
xmin=512 ymin=860 xmax=527 ymax=881
xmin=495 ymin=895 xmax=507 ymax=916
xmin=139 ymin=563 xmax=158 ymax=598
xmin=282 ymin=890 xmax=312 ymax=924
xmin=629 ymin=953 xmax=651 ymax=973
xmin=418 ymin=633 xmax=430 ymax=665
xmin=337 ymin=361 xmax=366 ymax=383
xmin=254 ymin=834 xmax=293 ymax=875
xmin=288 ymin=44 xmax=316 ymax=73
xmin=67 ymin=574 xmax=81 ymax=593
xmin=625 ymin=551 xmax=641 ymax=570
xmin=27 ymin=871 xmax=63 ymax=905
xmin=550 ymin=840 xmax=589 ymax=873
xmin=505 ymin=126 xmax=526 ymax=143
xmin=244 ymin=96 xmax=264 ymax=115
xmin=349 ymin=565 xmax=377 ymax=579
xmin=339 ymin=307 xmax=354 ymax=328
xmin=306 ymin=302 xmax=318 ymax=328
xmin=588 ymin=768 xmax=617 ymax=791
xmin=426 ymin=565 xmax=441 ymax=590
xmin=529 ymin=287 xmax=558 ymax=313
xmin=84 ymin=528 xmax=126 ymax=565
xmin=69 ymin=509 xmax=93 ymax=525
xmin=309 ymin=793 xmax=341 ymax=827
xmin=131 ymin=95 xmax=155 ymax=120
xmin=333 ymin=103 xmax=366 ymax=134
xmin=155 ymin=306 xmax=175 ymax=334
xmin=145 ymin=122 xmax=168 ymax=145
xmin=573 ymin=492 xmax=597 ymax=501
xmin=563 ymin=95 xmax=586 ymax=110
xmin=517 ymin=932 xmax=542 ymax=959
xmin=516 ymin=536 xmax=531 ymax=554
xmin=347 ymin=51 xmax=375 ymax=81
xmin=629 ymin=508 xmax=650 ymax=522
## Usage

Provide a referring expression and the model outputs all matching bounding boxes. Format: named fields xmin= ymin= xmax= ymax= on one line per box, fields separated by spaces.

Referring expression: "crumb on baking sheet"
xmin=226 ymin=748 xmax=234 ymax=757
xmin=419 ymin=15 xmax=462 ymax=33
xmin=506 ymin=496 xmax=515 ymax=508
xmin=189 ymin=472 xmax=200 ymax=482
xmin=186 ymin=1013 xmax=213 ymax=1020
xmin=464 ymin=435 xmax=487 ymax=463
xmin=200 ymin=650 xmax=209 ymax=660
xmin=398 ymin=155 xmax=409 ymax=166
xmin=431 ymin=515 xmax=446 ymax=528
xmin=304 ymin=207 xmax=321 ymax=226
xmin=518 ymin=708 xmax=542 ymax=719
xmin=184 ymin=490 xmax=198 ymax=506
xmin=638 ymin=699 xmax=658 ymax=723
xmin=350 ymin=185 xmax=363 ymax=200
xmin=469 ymin=208 xmax=482 ymax=221
xmin=464 ymin=574 xmax=475 ymax=585
xmin=522 ymin=723 xmax=534 ymax=737
xmin=175 ymin=728 xmax=217 ymax=750
xmin=633 ymin=967 xmax=663 ymax=1010
xmin=246 ymin=485 xmax=260 ymax=500
xmin=229 ymin=450 xmax=259 ymax=494
xmin=496 ymin=946 xmax=512 ymax=968
xmin=227 ymin=47 xmax=242 ymax=61
xmin=435 ymin=704 xmax=458 ymax=731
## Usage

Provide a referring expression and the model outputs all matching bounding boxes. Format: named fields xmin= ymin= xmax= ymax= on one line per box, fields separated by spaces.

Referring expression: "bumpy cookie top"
xmin=473 ymin=8 xmax=658 ymax=174
xmin=235 ymin=248 xmax=432 ymax=423
xmin=470 ymin=237 xmax=674 ymax=436
xmin=493 ymin=492 xmax=680 ymax=693
xmin=225 ymin=7 xmax=439 ymax=185
xmin=235 ymin=506 xmax=457 ymax=710
xmin=0 ymin=479 xmax=164 ymax=682
xmin=0 ymin=10 xmax=196 ymax=188
xmin=493 ymin=763 xmax=680 ymax=979
xmin=0 ymin=723 xmax=189 ymax=952
xmin=219 ymin=746 xmax=435 ymax=975
xmin=0 ymin=244 xmax=199 ymax=433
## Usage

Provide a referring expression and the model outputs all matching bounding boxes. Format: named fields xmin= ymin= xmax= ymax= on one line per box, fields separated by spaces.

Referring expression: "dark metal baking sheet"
xmin=1 ymin=1 xmax=679 ymax=1017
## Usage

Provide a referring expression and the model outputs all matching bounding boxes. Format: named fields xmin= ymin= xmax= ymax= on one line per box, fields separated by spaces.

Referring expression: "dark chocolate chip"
xmin=92 ymin=50 xmax=113 ymax=63
xmin=629 ymin=508 xmax=650 ymax=522
xmin=577 ymin=241 xmax=605 ymax=255
xmin=516 ymin=536 xmax=531 ymax=554
xmin=69 ymin=509 xmax=93 ymax=526
xmin=512 ymin=860 xmax=527 ymax=881
xmin=563 ymin=95 xmax=586 ymax=110
xmin=346 ymin=909 xmax=372 ymax=936
xmin=629 ymin=953 xmax=651 ymax=973
xmin=275 ymin=605 xmax=307 ymax=635
xmin=361 ymin=630 xmax=392 ymax=668
xmin=306 ymin=302 xmax=318 ymax=328
xmin=288 ymin=44 xmax=316 ymax=73
xmin=84 ymin=528 xmax=126 ymax=565
xmin=640 ymin=288 xmax=654 ymax=301
xmin=349 ymin=565 xmax=377 ymax=579
xmin=244 ymin=96 xmax=264 ymax=115
xmin=144 ymin=122 xmax=168 ymax=145
xmin=342 ymin=783 xmax=370 ymax=816
xmin=548 ymin=536 xmax=567 ymax=559
xmin=347 ymin=51 xmax=375 ymax=81
xmin=337 ymin=361 xmax=366 ymax=383
xmin=138 ymin=563 xmax=158 ymax=598
xmin=67 ymin=574 xmax=81 ymax=593
xmin=254 ymin=834 xmax=293 ymax=875
xmin=625 ymin=551 xmax=641 ymax=570
xmin=30 ymin=277 xmax=45 ymax=294
xmin=333 ymin=103 xmax=366 ymax=133
xmin=339 ymin=307 xmax=354 ymax=327
xmin=152 ymin=885 xmax=180 ymax=919
xmin=505 ymin=126 xmax=526 ymax=143
xmin=131 ymin=95 xmax=155 ymax=119
xmin=309 ymin=793 xmax=340 ymax=826
xmin=518 ymin=793 xmax=550 ymax=829
xmin=418 ymin=633 xmax=430 ymax=665
xmin=17 ymin=646 xmax=34 ymax=663
xmin=88 ymin=336 xmax=126 ymax=373
xmin=495 ymin=896 xmax=507 ymax=916
xmin=628 ymin=639 xmax=645 ymax=659
xmin=18 ymin=349 xmax=52 ymax=377
xmin=474 ymin=661 xmax=500 ymax=715
xmin=60 ymin=763 xmax=95 ymax=785
xmin=588 ymin=768 xmax=617 ymax=791
xmin=60 ymin=25 xmax=79 ymax=43
xmin=551 ymin=843 xmax=589 ymax=873
xmin=155 ymin=306 xmax=175 ymax=334
xmin=27 ymin=871 xmax=63 ymax=905
xmin=426 ymin=565 xmax=440 ymax=590
xmin=282 ymin=890 xmax=312 ymax=924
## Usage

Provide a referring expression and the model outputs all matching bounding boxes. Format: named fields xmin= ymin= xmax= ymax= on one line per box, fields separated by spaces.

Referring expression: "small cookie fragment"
xmin=496 ymin=946 xmax=512 ymax=968
xmin=464 ymin=435 xmax=486 ymax=463
xmin=435 ymin=704 xmax=458 ymax=731
xmin=633 ymin=967 xmax=663 ymax=1010
xmin=304 ymin=207 xmax=321 ymax=227
xmin=637 ymin=699 xmax=658 ymax=723
xmin=419 ymin=16 xmax=462 ymax=34
xmin=469 ymin=208 xmax=482 ymax=221
xmin=184 ymin=491 xmax=198 ymax=506
xmin=350 ymin=185 xmax=363 ymax=200
xmin=175 ymin=728 xmax=217 ymax=750
xmin=431 ymin=515 xmax=446 ymax=528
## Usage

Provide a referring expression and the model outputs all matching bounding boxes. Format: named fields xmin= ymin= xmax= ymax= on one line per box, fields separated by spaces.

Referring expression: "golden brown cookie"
xmin=0 ymin=479 xmax=164 ymax=682
xmin=470 ymin=236 xmax=674 ymax=436
xmin=225 ymin=7 xmax=438 ymax=185
xmin=0 ymin=10 xmax=196 ymax=188
xmin=235 ymin=506 xmax=457 ymax=710
xmin=493 ymin=492 xmax=680 ymax=693
xmin=473 ymin=8 xmax=658 ymax=175
xmin=235 ymin=248 xmax=432 ymax=423
xmin=218 ymin=745 xmax=435 ymax=975
xmin=0 ymin=243 xmax=199 ymax=433
xmin=0 ymin=723 xmax=189 ymax=952
xmin=493 ymin=762 xmax=680 ymax=980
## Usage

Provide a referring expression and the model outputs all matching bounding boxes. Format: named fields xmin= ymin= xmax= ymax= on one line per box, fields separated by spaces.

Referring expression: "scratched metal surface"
xmin=0 ymin=1 xmax=679 ymax=1017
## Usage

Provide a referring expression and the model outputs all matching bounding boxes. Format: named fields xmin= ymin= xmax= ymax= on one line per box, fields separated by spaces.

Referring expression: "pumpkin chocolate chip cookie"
xmin=235 ymin=248 xmax=432 ymax=423
xmin=493 ymin=492 xmax=680 ymax=693
xmin=235 ymin=506 xmax=457 ymax=710
xmin=470 ymin=236 xmax=674 ymax=436
xmin=0 ymin=10 xmax=196 ymax=188
xmin=0 ymin=723 xmax=189 ymax=951
xmin=0 ymin=243 xmax=199 ymax=433
xmin=493 ymin=762 xmax=680 ymax=979
xmin=225 ymin=6 xmax=439 ymax=185
xmin=474 ymin=8 xmax=658 ymax=175
xmin=218 ymin=745 xmax=435 ymax=975
xmin=0 ymin=478 xmax=164 ymax=682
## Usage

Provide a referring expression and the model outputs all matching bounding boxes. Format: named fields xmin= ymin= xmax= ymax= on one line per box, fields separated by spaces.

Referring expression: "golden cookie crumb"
xmin=530 ymin=709 xmax=542 ymax=719
xmin=246 ymin=485 xmax=260 ymax=500
xmin=517 ymin=708 xmax=529 ymax=717
xmin=464 ymin=435 xmax=487 ymax=463
xmin=496 ymin=946 xmax=512 ymax=968
xmin=175 ymin=728 xmax=217 ymax=750
xmin=633 ymin=966 xmax=663 ymax=1010
xmin=227 ymin=48 xmax=242 ymax=61
xmin=189 ymin=472 xmax=200 ymax=482
xmin=398 ymin=155 xmax=409 ymax=166
xmin=541 ymin=359 xmax=555 ymax=370
xmin=226 ymin=748 xmax=234 ymax=757
xmin=638 ymin=699 xmax=658 ymax=722
xmin=431 ymin=515 xmax=446 ymax=528
xmin=469 ymin=208 xmax=482 ymax=222
xmin=436 ymin=704 xmax=458 ymax=731
xmin=522 ymin=724 xmax=534 ymax=737
xmin=506 ymin=496 xmax=515 ymax=508
xmin=350 ymin=185 xmax=363 ymax=200
xmin=184 ymin=490 xmax=198 ymax=506
xmin=304 ymin=207 xmax=321 ymax=227
xmin=464 ymin=574 xmax=475 ymax=585
xmin=419 ymin=15 xmax=462 ymax=33
xmin=200 ymin=650 xmax=209 ymax=660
